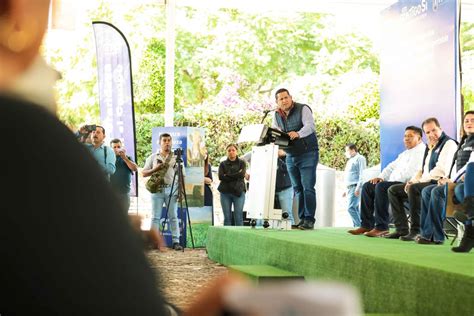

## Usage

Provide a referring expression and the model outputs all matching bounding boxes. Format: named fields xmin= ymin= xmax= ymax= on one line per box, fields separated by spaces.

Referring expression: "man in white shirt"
xmin=386 ymin=118 xmax=457 ymax=241
xmin=348 ymin=126 xmax=426 ymax=237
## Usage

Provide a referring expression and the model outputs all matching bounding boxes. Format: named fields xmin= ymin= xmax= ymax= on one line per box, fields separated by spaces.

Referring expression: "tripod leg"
xmin=162 ymin=172 xmax=179 ymax=247
xmin=178 ymin=164 xmax=195 ymax=249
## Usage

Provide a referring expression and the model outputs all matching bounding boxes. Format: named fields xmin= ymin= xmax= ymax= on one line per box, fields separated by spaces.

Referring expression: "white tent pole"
xmin=164 ymin=0 xmax=176 ymax=126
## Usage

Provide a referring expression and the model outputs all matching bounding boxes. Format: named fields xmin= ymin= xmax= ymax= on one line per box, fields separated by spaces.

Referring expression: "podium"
xmin=238 ymin=124 xmax=291 ymax=229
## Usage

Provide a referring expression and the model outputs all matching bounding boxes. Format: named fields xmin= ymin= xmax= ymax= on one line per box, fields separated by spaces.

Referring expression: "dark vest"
xmin=457 ymin=135 xmax=474 ymax=171
xmin=421 ymin=132 xmax=452 ymax=173
xmin=274 ymin=103 xmax=318 ymax=155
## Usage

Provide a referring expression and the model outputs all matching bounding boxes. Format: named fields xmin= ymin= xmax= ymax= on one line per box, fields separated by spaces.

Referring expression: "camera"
xmin=84 ymin=124 xmax=96 ymax=133
xmin=174 ymin=148 xmax=183 ymax=162
xmin=76 ymin=124 xmax=96 ymax=143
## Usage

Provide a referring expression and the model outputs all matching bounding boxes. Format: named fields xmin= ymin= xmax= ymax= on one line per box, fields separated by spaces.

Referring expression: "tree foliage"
xmin=45 ymin=2 xmax=382 ymax=170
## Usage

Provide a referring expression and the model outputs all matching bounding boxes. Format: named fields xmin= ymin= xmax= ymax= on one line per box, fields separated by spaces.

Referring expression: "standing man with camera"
xmin=272 ymin=88 xmax=319 ymax=230
xmin=110 ymin=139 xmax=138 ymax=213
xmin=142 ymin=133 xmax=183 ymax=251
xmin=84 ymin=125 xmax=116 ymax=180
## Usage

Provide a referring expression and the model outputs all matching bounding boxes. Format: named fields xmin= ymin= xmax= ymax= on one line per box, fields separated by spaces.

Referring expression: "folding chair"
xmin=444 ymin=182 xmax=463 ymax=245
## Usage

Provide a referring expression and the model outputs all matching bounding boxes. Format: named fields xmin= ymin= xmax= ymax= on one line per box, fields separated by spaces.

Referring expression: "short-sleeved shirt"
xmin=110 ymin=156 xmax=134 ymax=194
xmin=143 ymin=152 xmax=177 ymax=185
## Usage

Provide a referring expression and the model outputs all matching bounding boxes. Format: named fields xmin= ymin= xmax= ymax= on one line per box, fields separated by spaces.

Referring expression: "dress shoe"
xmin=347 ymin=227 xmax=371 ymax=235
xmin=399 ymin=232 xmax=419 ymax=241
xmin=384 ymin=231 xmax=408 ymax=239
xmin=292 ymin=220 xmax=305 ymax=229
xmin=299 ymin=220 xmax=314 ymax=230
xmin=172 ymin=242 xmax=183 ymax=251
xmin=416 ymin=237 xmax=443 ymax=245
xmin=364 ymin=229 xmax=389 ymax=237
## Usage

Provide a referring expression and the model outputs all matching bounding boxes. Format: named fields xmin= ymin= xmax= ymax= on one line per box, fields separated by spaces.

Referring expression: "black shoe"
xmin=452 ymin=226 xmax=474 ymax=253
xmin=400 ymin=232 xmax=418 ymax=241
xmin=292 ymin=220 xmax=305 ymax=229
xmin=384 ymin=231 xmax=408 ymax=239
xmin=299 ymin=220 xmax=314 ymax=230
xmin=172 ymin=242 xmax=183 ymax=251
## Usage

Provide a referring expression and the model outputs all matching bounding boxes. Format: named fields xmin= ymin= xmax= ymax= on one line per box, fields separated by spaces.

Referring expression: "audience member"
xmin=348 ymin=126 xmax=426 ymax=237
xmin=452 ymin=162 xmax=474 ymax=252
xmin=343 ymin=143 xmax=367 ymax=227
xmin=85 ymin=125 xmax=116 ymax=180
xmin=416 ymin=111 xmax=474 ymax=245
xmin=386 ymin=118 xmax=457 ymax=240
xmin=110 ymin=138 xmax=138 ymax=212
xmin=204 ymin=152 xmax=214 ymax=208
xmin=218 ymin=144 xmax=247 ymax=226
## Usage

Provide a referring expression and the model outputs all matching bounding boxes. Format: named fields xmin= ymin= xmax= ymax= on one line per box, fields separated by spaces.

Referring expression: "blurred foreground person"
xmin=0 ymin=1 xmax=170 ymax=314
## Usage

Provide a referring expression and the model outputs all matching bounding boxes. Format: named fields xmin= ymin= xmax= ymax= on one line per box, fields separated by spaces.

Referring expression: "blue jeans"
xmin=276 ymin=186 xmax=295 ymax=225
xmin=150 ymin=187 xmax=180 ymax=243
xmin=220 ymin=192 xmax=245 ymax=226
xmin=286 ymin=150 xmax=318 ymax=223
xmin=454 ymin=183 xmax=464 ymax=204
xmin=347 ymin=185 xmax=361 ymax=227
xmin=360 ymin=181 xmax=401 ymax=230
xmin=420 ymin=184 xmax=446 ymax=242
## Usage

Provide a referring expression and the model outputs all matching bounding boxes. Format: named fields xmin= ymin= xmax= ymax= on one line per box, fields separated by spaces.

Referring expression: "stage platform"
xmin=206 ymin=227 xmax=474 ymax=316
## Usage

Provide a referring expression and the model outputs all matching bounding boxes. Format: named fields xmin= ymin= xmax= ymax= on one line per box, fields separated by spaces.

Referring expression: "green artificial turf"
xmin=229 ymin=264 xmax=304 ymax=283
xmin=207 ymin=227 xmax=474 ymax=316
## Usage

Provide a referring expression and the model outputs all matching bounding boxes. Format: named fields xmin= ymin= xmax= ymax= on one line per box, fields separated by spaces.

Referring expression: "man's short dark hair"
xmin=275 ymin=88 xmax=290 ymax=100
xmin=110 ymin=138 xmax=121 ymax=146
xmin=346 ymin=143 xmax=357 ymax=152
xmin=405 ymin=126 xmax=423 ymax=138
xmin=96 ymin=125 xmax=105 ymax=134
xmin=421 ymin=117 xmax=441 ymax=129
xmin=159 ymin=133 xmax=172 ymax=141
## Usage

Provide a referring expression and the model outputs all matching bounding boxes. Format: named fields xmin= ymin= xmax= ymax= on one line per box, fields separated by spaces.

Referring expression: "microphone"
xmin=260 ymin=108 xmax=276 ymax=124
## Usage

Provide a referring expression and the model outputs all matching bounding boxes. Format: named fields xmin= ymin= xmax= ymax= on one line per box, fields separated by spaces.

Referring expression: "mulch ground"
xmin=147 ymin=248 xmax=228 ymax=310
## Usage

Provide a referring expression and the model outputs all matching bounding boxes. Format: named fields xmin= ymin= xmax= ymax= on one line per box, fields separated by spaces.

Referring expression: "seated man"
xmin=348 ymin=126 xmax=426 ymax=237
xmin=452 ymin=162 xmax=474 ymax=252
xmin=416 ymin=111 xmax=474 ymax=245
xmin=386 ymin=117 xmax=457 ymax=241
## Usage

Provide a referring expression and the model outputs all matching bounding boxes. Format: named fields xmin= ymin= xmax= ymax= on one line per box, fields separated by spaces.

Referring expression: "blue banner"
xmin=380 ymin=0 xmax=460 ymax=167
xmin=93 ymin=21 xmax=138 ymax=196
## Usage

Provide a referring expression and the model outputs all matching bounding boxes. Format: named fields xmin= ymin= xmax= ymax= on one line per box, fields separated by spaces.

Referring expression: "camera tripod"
xmin=161 ymin=151 xmax=195 ymax=250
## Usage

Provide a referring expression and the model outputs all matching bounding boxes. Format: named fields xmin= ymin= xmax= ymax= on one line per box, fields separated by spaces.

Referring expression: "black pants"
xmin=387 ymin=182 xmax=434 ymax=234
xmin=360 ymin=181 xmax=402 ymax=230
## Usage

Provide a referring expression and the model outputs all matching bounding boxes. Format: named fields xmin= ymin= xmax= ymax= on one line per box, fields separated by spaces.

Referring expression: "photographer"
xmin=142 ymin=133 xmax=183 ymax=251
xmin=110 ymin=139 xmax=138 ymax=212
xmin=80 ymin=125 xmax=116 ymax=180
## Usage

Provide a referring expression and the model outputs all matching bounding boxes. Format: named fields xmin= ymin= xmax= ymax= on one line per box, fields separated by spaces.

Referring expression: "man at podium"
xmin=272 ymin=88 xmax=319 ymax=230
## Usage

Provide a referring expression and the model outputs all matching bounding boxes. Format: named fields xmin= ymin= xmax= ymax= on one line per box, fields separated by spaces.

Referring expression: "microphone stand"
xmin=260 ymin=110 xmax=271 ymax=124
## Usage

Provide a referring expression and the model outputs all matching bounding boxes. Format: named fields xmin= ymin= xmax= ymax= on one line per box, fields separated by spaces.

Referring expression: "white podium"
xmin=238 ymin=125 xmax=291 ymax=229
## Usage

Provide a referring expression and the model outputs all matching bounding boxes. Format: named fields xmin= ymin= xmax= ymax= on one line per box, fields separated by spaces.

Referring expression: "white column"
xmin=164 ymin=0 xmax=176 ymax=126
